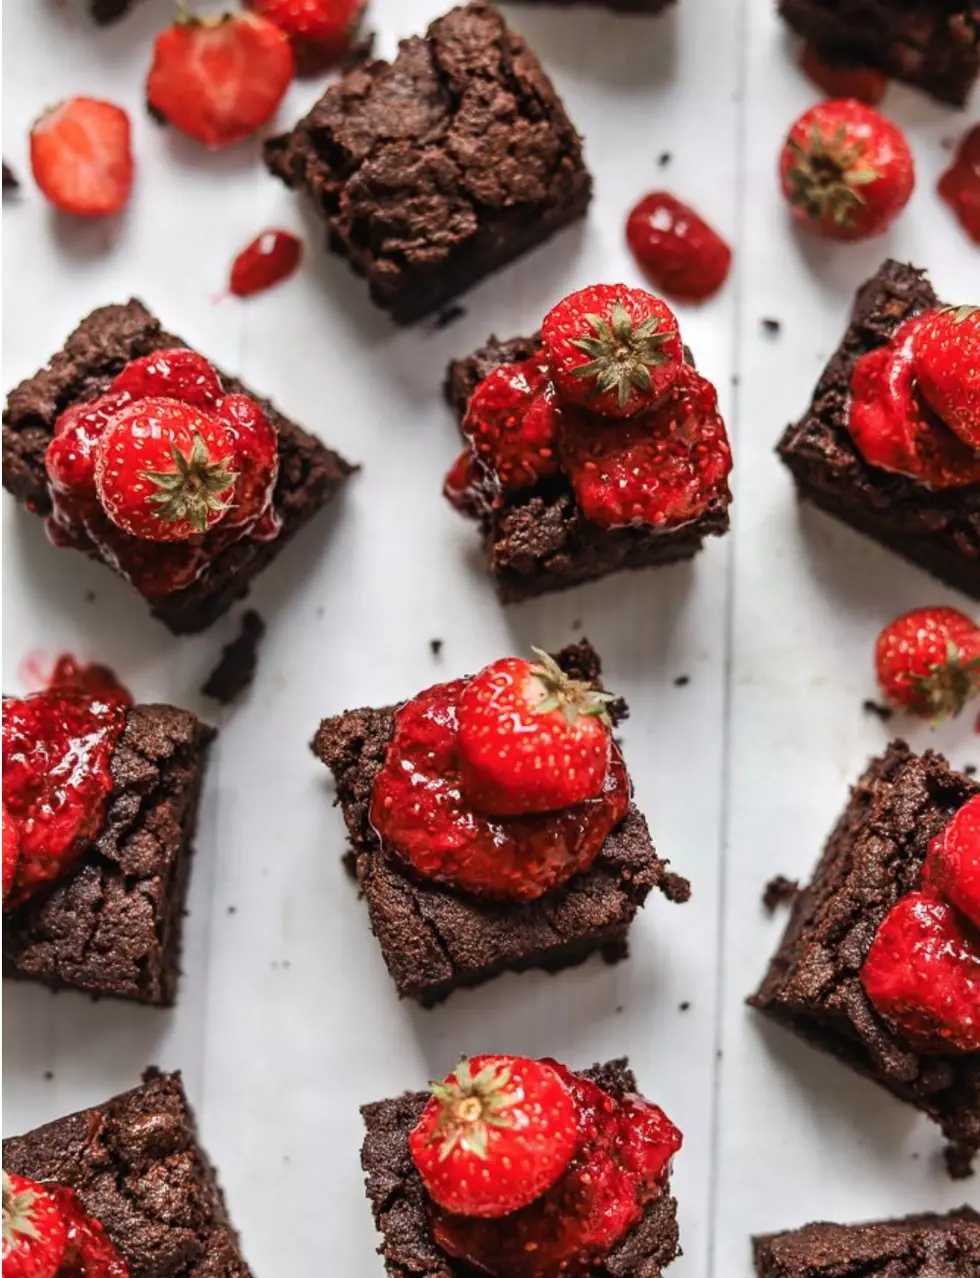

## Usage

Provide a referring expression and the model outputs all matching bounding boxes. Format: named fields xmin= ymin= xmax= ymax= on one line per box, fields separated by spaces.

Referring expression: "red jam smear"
xmin=431 ymin=1062 xmax=682 ymax=1278
xmin=369 ymin=677 xmax=630 ymax=903
xmin=53 ymin=1185 xmax=130 ymax=1278
xmin=625 ymin=191 xmax=732 ymax=303
xmin=229 ymin=229 xmax=303 ymax=297
xmin=2 ymin=690 xmax=127 ymax=911
xmin=938 ymin=125 xmax=980 ymax=245
xmin=18 ymin=651 xmax=133 ymax=705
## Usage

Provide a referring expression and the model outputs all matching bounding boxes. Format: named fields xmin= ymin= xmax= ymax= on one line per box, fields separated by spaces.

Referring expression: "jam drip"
xmin=2 ymin=690 xmax=128 ymax=910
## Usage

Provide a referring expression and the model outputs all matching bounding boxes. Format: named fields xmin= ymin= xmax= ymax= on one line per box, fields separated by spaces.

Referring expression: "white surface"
xmin=2 ymin=1 xmax=978 ymax=1273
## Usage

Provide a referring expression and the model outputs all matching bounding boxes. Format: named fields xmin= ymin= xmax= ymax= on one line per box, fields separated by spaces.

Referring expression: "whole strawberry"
xmin=860 ymin=892 xmax=980 ymax=1053
xmin=94 ymin=399 xmax=238 ymax=541
xmin=923 ymin=795 xmax=980 ymax=930
xmin=462 ymin=361 xmax=561 ymax=492
xmin=2 ymin=1171 xmax=67 ymax=1278
xmin=147 ymin=12 xmax=294 ymax=150
xmin=541 ymin=284 xmax=684 ymax=418
xmin=912 ymin=306 xmax=980 ymax=450
xmin=3 ymin=802 xmax=21 ymax=906
xmin=30 ymin=97 xmax=132 ymax=217
xmin=247 ymin=0 xmax=364 ymax=72
xmin=559 ymin=364 xmax=732 ymax=530
xmin=779 ymin=99 xmax=914 ymax=240
xmin=409 ymin=1055 xmax=579 ymax=1218
xmin=457 ymin=649 xmax=615 ymax=816
xmin=625 ymin=192 xmax=732 ymax=304
xmin=874 ymin=606 xmax=980 ymax=720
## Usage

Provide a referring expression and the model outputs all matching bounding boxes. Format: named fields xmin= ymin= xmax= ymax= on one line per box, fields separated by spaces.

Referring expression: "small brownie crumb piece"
xmin=673 ymin=675 xmax=690 ymax=687
xmin=862 ymin=698 xmax=894 ymax=722
xmin=429 ymin=638 xmax=443 ymax=656
xmin=3 ymin=704 xmax=215 ymax=1006
xmin=762 ymin=875 xmax=798 ymax=913
xmin=361 ymin=1059 xmax=681 ymax=1278
xmin=2 ymin=300 xmax=354 ymax=633
xmin=754 ymin=1206 xmax=980 ymax=1276
xmin=265 ymin=2 xmax=592 ymax=324
xmin=202 ymin=610 xmax=266 ymax=705
xmin=3 ymin=161 xmax=18 ymax=193
xmin=761 ymin=318 xmax=782 ymax=336
xmin=750 ymin=740 xmax=980 ymax=1177
xmin=312 ymin=640 xmax=689 ymax=1005
xmin=778 ymin=1 xmax=980 ymax=108
xmin=777 ymin=260 xmax=980 ymax=600
xmin=3 ymin=1069 xmax=254 ymax=1277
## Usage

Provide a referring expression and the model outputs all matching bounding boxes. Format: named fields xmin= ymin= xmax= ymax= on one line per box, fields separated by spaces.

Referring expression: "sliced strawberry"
xmin=2 ymin=802 xmax=20 ymax=906
xmin=923 ymin=795 xmax=980 ymax=929
xmin=912 ymin=306 xmax=980 ymax=450
xmin=248 ymin=0 xmax=364 ymax=72
xmin=938 ymin=124 xmax=980 ymax=246
xmin=110 ymin=348 xmax=223 ymax=409
xmin=30 ymin=97 xmax=132 ymax=217
xmin=462 ymin=359 xmax=562 ymax=492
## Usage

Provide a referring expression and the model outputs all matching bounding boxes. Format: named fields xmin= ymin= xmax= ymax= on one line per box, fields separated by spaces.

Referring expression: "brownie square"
xmin=750 ymin=741 xmax=980 ymax=1178
xmin=264 ymin=2 xmax=592 ymax=325
xmin=312 ymin=640 xmax=690 ymax=1006
xmin=445 ymin=334 xmax=731 ymax=604
xmin=2 ymin=300 xmax=355 ymax=634
xmin=753 ymin=1207 xmax=980 ymax=1277
xmin=361 ymin=1058 xmax=681 ymax=1278
xmin=777 ymin=260 xmax=980 ymax=600
xmin=2 ymin=1069 xmax=253 ymax=1278
xmin=3 ymin=703 xmax=215 ymax=1007
xmin=778 ymin=1 xmax=980 ymax=108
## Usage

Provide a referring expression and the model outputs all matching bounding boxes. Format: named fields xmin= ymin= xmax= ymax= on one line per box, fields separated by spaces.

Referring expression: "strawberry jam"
xmin=430 ymin=1062 xmax=682 ymax=1278
xmin=2 ymin=690 xmax=127 ymax=911
xmin=939 ymin=124 xmax=980 ymax=245
xmin=53 ymin=1185 xmax=129 ymax=1278
xmin=19 ymin=651 xmax=133 ymax=705
xmin=369 ymin=678 xmax=630 ymax=903
xmin=229 ymin=229 xmax=303 ymax=297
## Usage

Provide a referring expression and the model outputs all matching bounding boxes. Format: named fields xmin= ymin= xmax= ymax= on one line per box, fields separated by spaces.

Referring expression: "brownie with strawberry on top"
xmin=1 ymin=300 xmax=353 ymax=634
xmin=777 ymin=261 xmax=980 ymax=600
xmin=361 ymin=1055 xmax=683 ymax=1278
xmin=2 ymin=1069 xmax=253 ymax=1277
xmin=753 ymin=1207 xmax=980 ymax=1278
xmin=264 ymin=2 xmax=592 ymax=324
xmin=750 ymin=741 xmax=980 ymax=1177
xmin=3 ymin=686 xmax=214 ymax=1006
xmin=778 ymin=1 xmax=980 ymax=108
xmin=313 ymin=640 xmax=689 ymax=1005
xmin=444 ymin=284 xmax=733 ymax=603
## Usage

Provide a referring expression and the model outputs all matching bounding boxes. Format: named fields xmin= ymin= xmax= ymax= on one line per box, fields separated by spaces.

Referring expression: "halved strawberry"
xmin=30 ymin=97 xmax=133 ymax=217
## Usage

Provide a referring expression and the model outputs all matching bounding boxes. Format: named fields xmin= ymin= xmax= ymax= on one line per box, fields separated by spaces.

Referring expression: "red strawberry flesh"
xmin=923 ymin=795 xmax=980 ymax=929
xmin=29 ymin=97 xmax=133 ymax=218
xmin=874 ymin=606 xmax=980 ymax=720
xmin=462 ymin=360 xmax=562 ymax=492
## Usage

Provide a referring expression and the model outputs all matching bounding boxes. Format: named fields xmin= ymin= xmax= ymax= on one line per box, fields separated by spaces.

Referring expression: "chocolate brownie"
xmin=264 ymin=2 xmax=592 ymax=325
xmin=312 ymin=640 xmax=690 ymax=1005
xmin=2 ymin=300 xmax=354 ymax=634
xmin=750 ymin=741 xmax=980 ymax=1177
xmin=2 ymin=1069 xmax=253 ymax=1277
xmin=777 ymin=260 xmax=980 ymax=600
xmin=516 ymin=0 xmax=674 ymax=9
xmin=90 ymin=0 xmax=139 ymax=21
xmin=361 ymin=1058 xmax=681 ymax=1278
xmin=778 ymin=1 xmax=980 ymax=108
xmin=445 ymin=334 xmax=730 ymax=603
xmin=754 ymin=1207 xmax=980 ymax=1277
xmin=3 ymin=703 xmax=215 ymax=1006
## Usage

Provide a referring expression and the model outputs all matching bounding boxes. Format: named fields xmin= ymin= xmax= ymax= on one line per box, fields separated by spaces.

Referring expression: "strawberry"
xmin=541 ymin=284 xmax=684 ymax=419
xmin=923 ymin=795 xmax=980 ymax=930
xmin=779 ymin=99 xmax=914 ymax=240
xmin=848 ymin=315 xmax=980 ymax=490
xmin=799 ymin=43 xmax=887 ymax=106
xmin=559 ymin=363 xmax=732 ymax=531
xmin=46 ymin=391 xmax=132 ymax=498
xmin=625 ymin=192 xmax=732 ymax=304
xmin=110 ymin=348 xmax=223 ymax=409
xmin=2 ymin=1171 xmax=68 ymax=1278
xmin=442 ymin=449 xmax=488 ymax=518
xmin=462 ymin=360 xmax=561 ymax=493
xmin=860 ymin=892 xmax=980 ymax=1054
xmin=912 ymin=306 xmax=980 ymax=450
xmin=247 ymin=0 xmax=364 ymax=72
xmin=94 ymin=399 xmax=238 ymax=542
xmin=874 ymin=607 xmax=980 ymax=720
xmin=52 ymin=1187 xmax=128 ymax=1278
xmin=457 ymin=649 xmax=615 ymax=816
xmin=29 ymin=97 xmax=132 ymax=218
xmin=409 ymin=1055 xmax=579 ymax=1218
xmin=214 ymin=394 xmax=281 ymax=533
xmin=147 ymin=12 xmax=294 ymax=150
xmin=2 ymin=802 xmax=20 ymax=906
xmin=938 ymin=124 xmax=980 ymax=246
xmin=229 ymin=229 xmax=303 ymax=297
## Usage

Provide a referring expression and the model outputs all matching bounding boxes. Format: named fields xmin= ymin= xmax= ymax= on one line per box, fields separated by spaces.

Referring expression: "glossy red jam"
xmin=229 ymin=229 xmax=303 ymax=296
xmin=369 ymin=678 xmax=630 ymax=903
xmin=430 ymin=1062 xmax=682 ymax=1278
xmin=939 ymin=125 xmax=980 ymax=245
xmin=53 ymin=1185 xmax=129 ymax=1278
xmin=625 ymin=192 xmax=731 ymax=303
xmin=2 ymin=690 xmax=127 ymax=910
xmin=18 ymin=651 xmax=133 ymax=705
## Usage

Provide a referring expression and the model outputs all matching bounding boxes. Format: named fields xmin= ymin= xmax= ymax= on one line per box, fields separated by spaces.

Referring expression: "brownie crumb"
xmin=615 ymin=1005 xmax=624 ymax=1014
xmin=84 ymin=591 xmax=97 ymax=604
xmin=761 ymin=318 xmax=782 ymax=336
xmin=201 ymin=610 xmax=266 ymax=704
xmin=862 ymin=699 xmax=894 ymax=722
xmin=662 ymin=871 xmax=692 ymax=904
xmin=731 ymin=374 xmax=740 ymax=387
xmin=42 ymin=1070 xmax=54 ymax=1081
xmin=226 ymin=905 xmax=237 ymax=915
xmin=945 ymin=1139 xmax=976 ymax=1180
xmin=762 ymin=874 xmax=799 ymax=913
xmin=678 ymin=1001 xmax=690 ymax=1012
xmin=673 ymin=675 xmax=690 ymax=687
xmin=964 ymin=764 xmax=977 ymax=777
xmin=3 ymin=162 xmax=18 ymax=194
xmin=429 ymin=638 xmax=443 ymax=657
xmin=571 ymin=619 xmax=583 ymax=631
xmin=433 ymin=304 xmax=466 ymax=331
xmin=657 ymin=152 xmax=672 ymax=167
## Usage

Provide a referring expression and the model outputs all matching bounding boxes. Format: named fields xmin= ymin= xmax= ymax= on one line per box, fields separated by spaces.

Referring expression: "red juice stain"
xmin=229 ymin=229 xmax=303 ymax=297
xmin=939 ymin=125 xmax=980 ymax=245
xmin=18 ymin=650 xmax=133 ymax=705
xmin=799 ymin=42 xmax=887 ymax=105
xmin=625 ymin=192 xmax=731 ymax=304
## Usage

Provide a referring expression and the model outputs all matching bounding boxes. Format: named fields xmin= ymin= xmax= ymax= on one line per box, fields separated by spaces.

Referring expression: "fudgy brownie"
xmin=312 ymin=640 xmax=690 ymax=1005
xmin=778 ymin=1 xmax=980 ymax=108
xmin=90 ymin=0 xmax=139 ymax=21
xmin=4 ymin=703 xmax=214 ymax=1006
xmin=361 ymin=1058 xmax=681 ymax=1278
xmin=264 ymin=2 xmax=592 ymax=324
xmin=2 ymin=1069 xmax=253 ymax=1277
xmin=2 ymin=300 xmax=354 ymax=634
xmin=446 ymin=333 xmax=730 ymax=603
xmin=754 ymin=1207 xmax=980 ymax=1277
xmin=750 ymin=741 xmax=980 ymax=1177
xmin=777 ymin=260 xmax=980 ymax=600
